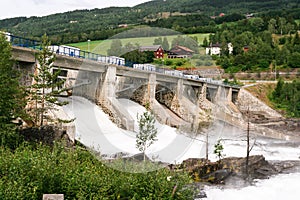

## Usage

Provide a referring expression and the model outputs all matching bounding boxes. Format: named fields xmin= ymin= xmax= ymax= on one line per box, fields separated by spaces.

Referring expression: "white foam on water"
xmin=206 ymin=173 xmax=300 ymax=200
xmin=63 ymin=96 xmax=205 ymax=163
xmin=219 ymin=138 xmax=300 ymax=161
xmin=63 ymin=96 xmax=300 ymax=164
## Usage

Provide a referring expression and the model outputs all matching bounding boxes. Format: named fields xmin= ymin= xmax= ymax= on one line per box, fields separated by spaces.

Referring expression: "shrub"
xmin=165 ymin=59 xmax=173 ymax=66
xmin=0 ymin=143 xmax=195 ymax=199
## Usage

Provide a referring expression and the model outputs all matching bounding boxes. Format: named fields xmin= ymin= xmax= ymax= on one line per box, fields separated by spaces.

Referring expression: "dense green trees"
xmin=270 ymin=79 xmax=300 ymax=117
xmin=1 ymin=0 xmax=299 ymax=44
xmin=213 ymin=15 xmax=299 ymax=72
xmin=0 ymin=34 xmax=26 ymax=148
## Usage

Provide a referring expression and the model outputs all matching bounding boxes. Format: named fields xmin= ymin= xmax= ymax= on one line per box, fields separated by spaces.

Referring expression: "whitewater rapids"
xmin=62 ymin=96 xmax=205 ymax=163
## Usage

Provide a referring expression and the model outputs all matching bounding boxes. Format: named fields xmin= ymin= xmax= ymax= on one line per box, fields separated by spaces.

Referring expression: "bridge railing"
xmin=6 ymin=34 xmax=105 ymax=61
xmin=9 ymin=34 xmax=41 ymax=49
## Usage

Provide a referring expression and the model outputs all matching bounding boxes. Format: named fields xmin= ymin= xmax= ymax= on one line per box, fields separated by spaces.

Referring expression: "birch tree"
xmin=136 ymin=110 xmax=157 ymax=162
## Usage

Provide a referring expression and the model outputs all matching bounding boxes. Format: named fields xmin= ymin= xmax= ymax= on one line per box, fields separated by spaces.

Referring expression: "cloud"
xmin=32 ymin=0 xmax=48 ymax=5
xmin=60 ymin=0 xmax=97 ymax=8
xmin=0 ymin=0 xmax=149 ymax=19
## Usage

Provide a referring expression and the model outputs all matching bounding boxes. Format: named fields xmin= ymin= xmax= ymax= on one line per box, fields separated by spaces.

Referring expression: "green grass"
xmin=67 ymin=33 xmax=210 ymax=55
xmin=189 ymin=33 xmax=210 ymax=45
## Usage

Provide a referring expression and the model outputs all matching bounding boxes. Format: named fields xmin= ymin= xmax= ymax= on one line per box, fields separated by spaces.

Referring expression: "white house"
xmin=206 ymin=43 xmax=233 ymax=55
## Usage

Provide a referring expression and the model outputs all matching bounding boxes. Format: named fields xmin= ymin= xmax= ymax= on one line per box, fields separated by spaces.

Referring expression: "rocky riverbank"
xmin=172 ymin=155 xmax=281 ymax=184
xmin=177 ymin=156 xmax=300 ymax=199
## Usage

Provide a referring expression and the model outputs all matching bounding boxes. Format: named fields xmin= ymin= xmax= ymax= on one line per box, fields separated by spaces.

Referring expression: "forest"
xmin=206 ymin=15 xmax=300 ymax=72
xmin=271 ymin=78 xmax=300 ymax=117
xmin=0 ymin=0 xmax=299 ymax=44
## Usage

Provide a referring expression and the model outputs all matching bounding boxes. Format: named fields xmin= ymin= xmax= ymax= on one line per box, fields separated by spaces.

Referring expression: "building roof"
xmin=170 ymin=45 xmax=194 ymax=54
xmin=139 ymin=45 xmax=162 ymax=52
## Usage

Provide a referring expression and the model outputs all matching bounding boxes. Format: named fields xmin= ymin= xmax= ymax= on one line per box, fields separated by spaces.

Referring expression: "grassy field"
xmin=67 ymin=33 xmax=210 ymax=55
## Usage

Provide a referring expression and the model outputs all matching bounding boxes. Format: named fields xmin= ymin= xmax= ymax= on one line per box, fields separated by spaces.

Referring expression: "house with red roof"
xmin=167 ymin=45 xmax=194 ymax=58
xmin=139 ymin=45 xmax=164 ymax=59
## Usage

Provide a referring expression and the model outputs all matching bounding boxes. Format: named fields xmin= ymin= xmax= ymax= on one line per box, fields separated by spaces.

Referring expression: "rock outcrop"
xmin=175 ymin=155 xmax=279 ymax=184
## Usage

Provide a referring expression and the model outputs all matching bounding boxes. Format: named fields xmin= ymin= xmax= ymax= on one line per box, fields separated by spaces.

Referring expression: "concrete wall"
xmin=236 ymin=89 xmax=282 ymax=119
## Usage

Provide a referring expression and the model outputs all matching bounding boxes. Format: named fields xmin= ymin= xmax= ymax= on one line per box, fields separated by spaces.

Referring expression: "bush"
xmin=0 ymin=125 xmax=23 ymax=150
xmin=0 ymin=143 xmax=195 ymax=199
xmin=176 ymin=60 xmax=184 ymax=66
xmin=196 ymin=60 xmax=203 ymax=66
xmin=165 ymin=59 xmax=173 ymax=66
xmin=258 ymin=60 xmax=270 ymax=69
xmin=204 ymin=61 xmax=213 ymax=66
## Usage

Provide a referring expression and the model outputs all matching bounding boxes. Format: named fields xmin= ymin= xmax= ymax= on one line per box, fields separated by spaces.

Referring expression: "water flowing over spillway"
xmin=63 ymin=96 xmax=300 ymax=162
xmin=62 ymin=96 xmax=205 ymax=163
xmin=63 ymin=96 xmax=300 ymax=199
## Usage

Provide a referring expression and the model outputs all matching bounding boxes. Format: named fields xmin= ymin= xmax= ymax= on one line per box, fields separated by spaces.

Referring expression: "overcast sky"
xmin=0 ymin=0 xmax=150 ymax=20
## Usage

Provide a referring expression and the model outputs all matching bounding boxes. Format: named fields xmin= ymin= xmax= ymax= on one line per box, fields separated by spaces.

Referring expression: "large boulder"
xmin=221 ymin=155 xmax=278 ymax=179
xmin=20 ymin=125 xmax=73 ymax=147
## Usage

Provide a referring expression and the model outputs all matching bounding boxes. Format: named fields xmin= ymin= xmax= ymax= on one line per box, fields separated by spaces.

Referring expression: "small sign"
xmin=43 ymin=194 xmax=64 ymax=200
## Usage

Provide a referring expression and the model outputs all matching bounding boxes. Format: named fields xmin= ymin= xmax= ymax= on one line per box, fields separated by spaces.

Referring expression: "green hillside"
xmin=0 ymin=0 xmax=299 ymax=44
xmin=68 ymin=33 xmax=209 ymax=55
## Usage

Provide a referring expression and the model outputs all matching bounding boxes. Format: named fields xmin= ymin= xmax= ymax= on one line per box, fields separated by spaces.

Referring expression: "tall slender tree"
xmin=29 ymin=34 xmax=67 ymax=127
xmin=0 ymin=33 xmax=26 ymax=146
xmin=162 ymin=37 xmax=169 ymax=51
xmin=107 ymin=39 xmax=123 ymax=56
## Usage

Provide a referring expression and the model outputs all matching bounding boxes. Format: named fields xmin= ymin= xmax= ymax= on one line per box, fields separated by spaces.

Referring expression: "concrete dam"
xmin=13 ymin=46 xmax=289 ymax=164
xmin=13 ymin=46 xmax=241 ymax=132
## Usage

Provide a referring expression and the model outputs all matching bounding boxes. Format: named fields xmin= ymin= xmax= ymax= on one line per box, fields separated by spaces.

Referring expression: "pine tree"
xmin=136 ymin=110 xmax=157 ymax=162
xmin=162 ymin=37 xmax=169 ymax=51
xmin=29 ymin=34 xmax=67 ymax=127
xmin=0 ymin=33 xmax=26 ymax=146
xmin=293 ymin=31 xmax=300 ymax=45
xmin=202 ymin=37 xmax=209 ymax=47
xmin=107 ymin=39 xmax=123 ymax=56
xmin=153 ymin=37 xmax=163 ymax=45
xmin=272 ymin=78 xmax=284 ymax=101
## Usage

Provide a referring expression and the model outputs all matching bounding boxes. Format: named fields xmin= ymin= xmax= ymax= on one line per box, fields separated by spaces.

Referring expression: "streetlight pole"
xmin=88 ymin=39 xmax=91 ymax=52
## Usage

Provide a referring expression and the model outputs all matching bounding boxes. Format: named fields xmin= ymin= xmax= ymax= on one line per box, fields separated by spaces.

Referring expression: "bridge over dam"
xmin=12 ymin=46 xmax=242 ymax=132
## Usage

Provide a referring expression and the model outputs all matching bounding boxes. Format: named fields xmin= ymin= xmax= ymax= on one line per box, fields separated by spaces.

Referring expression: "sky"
xmin=0 ymin=0 xmax=150 ymax=20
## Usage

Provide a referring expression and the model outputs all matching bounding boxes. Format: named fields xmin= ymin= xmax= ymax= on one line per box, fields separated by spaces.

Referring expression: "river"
xmin=62 ymin=96 xmax=300 ymax=199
